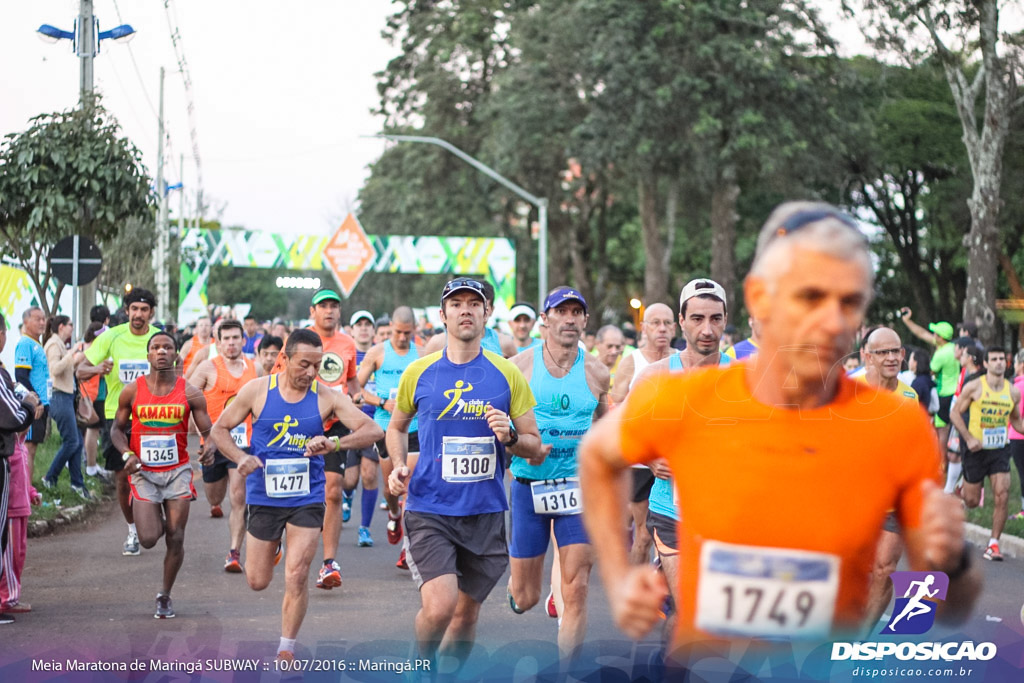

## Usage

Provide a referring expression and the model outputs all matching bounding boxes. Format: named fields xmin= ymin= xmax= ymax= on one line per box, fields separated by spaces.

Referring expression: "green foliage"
xmin=0 ymin=100 xmax=154 ymax=315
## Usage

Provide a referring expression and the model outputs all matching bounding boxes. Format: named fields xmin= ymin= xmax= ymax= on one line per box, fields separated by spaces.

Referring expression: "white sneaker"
xmin=123 ymin=532 xmax=140 ymax=556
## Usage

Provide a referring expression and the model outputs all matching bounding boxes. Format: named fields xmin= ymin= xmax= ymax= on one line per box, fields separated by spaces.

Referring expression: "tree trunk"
xmin=638 ymin=173 xmax=670 ymax=306
xmin=710 ymin=163 xmax=739 ymax=306
xmin=963 ymin=177 xmax=1002 ymax=344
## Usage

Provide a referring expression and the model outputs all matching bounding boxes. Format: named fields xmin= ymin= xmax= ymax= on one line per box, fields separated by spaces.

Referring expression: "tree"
xmin=849 ymin=0 xmax=1023 ymax=343
xmin=0 ymin=101 xmax=153 ymax=316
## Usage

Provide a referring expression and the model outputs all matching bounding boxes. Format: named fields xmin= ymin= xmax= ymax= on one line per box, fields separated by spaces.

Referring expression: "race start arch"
xmin=178 ymin=215 xmax=516 ymax=325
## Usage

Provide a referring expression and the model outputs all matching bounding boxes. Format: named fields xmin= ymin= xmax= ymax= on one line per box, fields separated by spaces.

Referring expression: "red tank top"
xmin=130 ymin=376 xmax=191 ymax=471
xmin=204 ymin=356 xmax=256 ymax=440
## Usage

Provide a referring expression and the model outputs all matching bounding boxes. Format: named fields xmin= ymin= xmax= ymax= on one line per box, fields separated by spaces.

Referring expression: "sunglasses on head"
xmin=773 ymin=209 xmax=861 ymax=240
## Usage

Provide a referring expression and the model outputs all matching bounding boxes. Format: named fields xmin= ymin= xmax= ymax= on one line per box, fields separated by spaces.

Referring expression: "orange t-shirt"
xmin=183 ymin=336 xmax=210 ymax=374
xmin=271 ymin=329 xmax=357 ymax=393
xmin=618 ymin=364 xmax=941 ymax=644
xmin=203 ymin=356 xmax=257 ymax=441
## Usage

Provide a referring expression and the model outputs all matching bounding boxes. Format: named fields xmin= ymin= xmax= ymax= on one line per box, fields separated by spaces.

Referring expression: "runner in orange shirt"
xmin=579 ymin=201 xmax=980 ymax=654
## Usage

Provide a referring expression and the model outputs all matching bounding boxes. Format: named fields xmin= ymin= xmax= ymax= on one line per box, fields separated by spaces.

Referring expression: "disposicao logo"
xmin=882 ymin=571 xmax=948 ymax=635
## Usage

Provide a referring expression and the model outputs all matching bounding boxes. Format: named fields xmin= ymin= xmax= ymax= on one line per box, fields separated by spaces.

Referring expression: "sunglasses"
xmin=772 ymin=209 xmax=863 ymax=242
xmin=441 ymin=278 xmax=485 ymax=298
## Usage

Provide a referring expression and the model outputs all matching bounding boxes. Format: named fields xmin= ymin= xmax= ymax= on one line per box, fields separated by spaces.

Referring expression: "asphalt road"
xmin=2 ymin=465 xmax=1024 ymax=682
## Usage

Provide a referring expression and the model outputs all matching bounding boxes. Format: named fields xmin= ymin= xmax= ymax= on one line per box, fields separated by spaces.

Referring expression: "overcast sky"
xmin=2 ymin=2 xmax=1019 ymax=239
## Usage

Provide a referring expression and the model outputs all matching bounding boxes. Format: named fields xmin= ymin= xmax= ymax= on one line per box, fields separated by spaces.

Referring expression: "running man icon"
xmin=883 ymin=571 xmax=950 ymax=635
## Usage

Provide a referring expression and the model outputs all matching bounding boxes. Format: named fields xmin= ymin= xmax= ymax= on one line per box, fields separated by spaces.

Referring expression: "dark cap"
xmin=543 ymin=287 xmax=588 ymax=314
xmin=440 ymin=278 xmax=486 ymax=306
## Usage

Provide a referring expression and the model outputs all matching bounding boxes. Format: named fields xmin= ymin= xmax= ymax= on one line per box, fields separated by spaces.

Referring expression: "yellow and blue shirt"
xmin=397 ymin=348 xmax=536 ymax=516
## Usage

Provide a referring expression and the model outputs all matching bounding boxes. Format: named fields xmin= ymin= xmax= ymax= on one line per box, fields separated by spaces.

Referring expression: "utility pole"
xmin=153 ymin=66 xmax=169 ymax=323
xmin=73 ymin=0 xmax=96 ymax=342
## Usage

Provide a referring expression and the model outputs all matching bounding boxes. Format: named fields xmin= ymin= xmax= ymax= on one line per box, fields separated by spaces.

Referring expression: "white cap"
xmin=508 ymin=303 xmax=537 ymax=321
xmin=679 ymin=278 xmax=727 ymax=312
xmin=349 ymin=310 xmax=375 ymax=326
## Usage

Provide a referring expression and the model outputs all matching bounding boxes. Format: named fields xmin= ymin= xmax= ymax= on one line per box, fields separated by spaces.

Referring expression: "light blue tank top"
xmin=373 ymin=340 xmax=419 ymax=433
xmin=248 ymin=375 xmax=325 ymax=507
xmin=482 ymin=327 xmax=503 ymax=356
xmin=649 ymin=353 xmax=731 ymax=519
xmin=511 ymin=347 xmax=598 ymax=480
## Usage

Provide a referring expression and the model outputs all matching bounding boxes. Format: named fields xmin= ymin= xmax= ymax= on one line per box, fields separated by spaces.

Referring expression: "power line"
xmin=163 ymin=0 xmax=204 ymax=215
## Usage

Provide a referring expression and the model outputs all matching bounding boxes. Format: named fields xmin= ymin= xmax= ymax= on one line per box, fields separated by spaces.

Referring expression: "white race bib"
xmin=139 ymin=435 xmax=177 ymax=466
xmin=441 ymin=436 xmax=497 ymax=483
xmin=982 ymin=426 xmax=1008 ymax=449
xmin=231 ymin=423 xmax=249 ymax=448
xmin=695 ymin=540 xmax=839 ymax=639
xmin=531 ymin=478 xmax=582 ymax=515
xmin=119 ymin=360 xmax=150 ymax=384
xmin=389 ymin=387 xmax=399 ymax=401
xmin=264 ymin=458 xmax=310 ymax=498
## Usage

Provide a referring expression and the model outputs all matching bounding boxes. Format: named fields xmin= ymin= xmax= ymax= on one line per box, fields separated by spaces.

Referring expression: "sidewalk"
xmin=965 ymin=522 xmax=1024 ymax=558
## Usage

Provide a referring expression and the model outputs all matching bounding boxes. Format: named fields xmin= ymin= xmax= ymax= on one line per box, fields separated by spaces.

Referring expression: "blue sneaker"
xmin=342 ymin=493 xmax=353 ymax=523
xmin=358 ymin=526 xmax=373 ymax=547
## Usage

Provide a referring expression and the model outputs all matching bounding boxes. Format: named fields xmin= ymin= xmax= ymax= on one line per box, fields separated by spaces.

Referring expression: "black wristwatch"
xmin=503 ymin=423 xmax=519 ymax=448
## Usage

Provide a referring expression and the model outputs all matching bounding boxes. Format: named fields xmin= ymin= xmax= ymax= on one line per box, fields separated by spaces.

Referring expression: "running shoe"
xmin=342 ymin=492 xmax=353 ymax=523
xmin=4 ymin=602 xmax=31 ymax=613
xmin=210 ymin=504 xmax=224 ymax=518
xmin=0 ymin=613 xmax=14 ymax=625
xmin=70 ymin=485 xmax=92 ymax=500
xmin=984 ymin=543 xmax=1003 ymax=561
xmin=274 ymin=542 xmax=283 ymax=566
xmin=396 ymin=548 xmax=408 ymax=570
xmin=358 ymin=526 xmax=373 ymax=547
xmin=507 ymin=583 xmax=526 ymax=615
xmin=379 ymin=501 xmax=389 ymax=510
xmin=1012 ymin=510 xmax=1024 ymax=520
xmin=224 ymin=549 xmax=243 ymax=573
xmin=546 ymin=591 xmax=558 ymax=618
xmin=317 ymin=560 xmax=342 ymax=589
xmin=386 ymin=511 xmax=402 ymax=545
xmin=41 ymin=478 xmax=55 ymax=490
xmin=123 ymin=531 xmax=141 ymax=556
xmin=154 ymin=593 xmax=175 ymax=619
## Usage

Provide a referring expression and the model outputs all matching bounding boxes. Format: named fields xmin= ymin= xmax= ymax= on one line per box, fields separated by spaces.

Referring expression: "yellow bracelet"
xmin=332 ymin=436 xmax=342 ymax=452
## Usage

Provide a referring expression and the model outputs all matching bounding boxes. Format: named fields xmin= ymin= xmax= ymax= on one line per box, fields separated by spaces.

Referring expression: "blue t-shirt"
xmin=242 ymin=332 xmax=263 ymax=358
xmin=516 ymin=338 xmax=542 ymax=354
xmin=397 ymin=348 xmax=536 ymax=516
xmin=511 ymin=347 xmax=597 ymax=480
xmin=649 ymin=353 xmax=731 ymax=520
xmin=373 ymin=341 xmax=419 ymax=433
xmin=247 ymin=374 xmax=326 ymax=507
xmin=356 ymin=349 xmax=376 ymax=419
xmin=482 ymin=328 xmax=504 ymax=356
xmin=15 ymin=336 xmax=50 ymax=405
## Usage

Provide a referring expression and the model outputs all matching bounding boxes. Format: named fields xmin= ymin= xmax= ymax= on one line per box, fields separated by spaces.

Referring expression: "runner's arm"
xmin=903 ymin=481 xmax=981 ymax=625
xmin=491 ymin=407 xmax=550 ymax=466
xmin=330 ymin=390 xmax=383 ymax=451
xmin=499 ymin=331 xmax=517 ymax=358
xmin=1008 ymin=387 xmax=1024 ymax=436
xmin=898 ymin=308 xmax=935 ymax=345
xmin=578 ymin=409 xmax=668 ymax=639
xmin=385 ymin=409 xmax=414 ymax=496
xmin=189 ymin=359 xmax=216 ymax=393
xmin=949 ymin=381 xmax=978 ymax=451
xmin=423 ymin=332 xmax=445 ymax=355
xmin=110 ymin=382 xmax=137 ymax=458
xmin=609 ymin=354 xmax=635 ymax=405
xmin=185 ymin=383 xmax=215 ymax=465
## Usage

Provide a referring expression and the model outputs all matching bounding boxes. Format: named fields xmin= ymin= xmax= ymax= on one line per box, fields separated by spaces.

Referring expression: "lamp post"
xmin=371 ymin=134 xmax=549 ymax=311
xmin=37 ymin=0 xmax=136 ymax=339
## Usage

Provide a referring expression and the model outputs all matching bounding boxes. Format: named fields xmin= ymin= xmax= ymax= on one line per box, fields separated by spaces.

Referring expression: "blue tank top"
xmin=356 ymin=349 xmax=376 ymax=418
xmin=482 ymin=328 xmax=503 ymax=356
xmin=374 ymin=340 xmax=419 ymax=433
xmin=511 ymin=347 xmax=598 ymax=480
xmin=247 ymin=374 xmax=326 ymax=507
xmin=517 ymin=338 xmax=542 ymax=353
xmin=649 ymin=353 xmax=731 ymax=519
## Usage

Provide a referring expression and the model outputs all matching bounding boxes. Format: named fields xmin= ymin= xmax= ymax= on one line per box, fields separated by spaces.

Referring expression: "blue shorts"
xmin=509 ymin=478 xmax=589 ymax=559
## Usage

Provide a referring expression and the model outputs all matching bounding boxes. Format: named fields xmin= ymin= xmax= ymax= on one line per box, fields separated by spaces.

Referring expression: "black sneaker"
xmin=155 ymin=593 xmax=175 ymax=619
xmin=0 ymin=612 xmax=14 ymax=625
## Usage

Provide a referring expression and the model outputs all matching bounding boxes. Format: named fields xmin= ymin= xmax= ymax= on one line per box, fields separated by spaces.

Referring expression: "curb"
xmin=28 ymin=500 xmax=107 ymax=538
xmin=965 ymin=522 xmax=1024 ymax=559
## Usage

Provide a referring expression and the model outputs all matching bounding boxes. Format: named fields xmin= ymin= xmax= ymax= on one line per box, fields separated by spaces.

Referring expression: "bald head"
xmin=392 ymin=306 xmax=415 ymax=325
xmin=595 ymin=325 xmax=624 ymax=369
xmin=861 ymin=326 xmax=904 ymax=383
xmin=642 ymin=303 xmax=675 ymax=351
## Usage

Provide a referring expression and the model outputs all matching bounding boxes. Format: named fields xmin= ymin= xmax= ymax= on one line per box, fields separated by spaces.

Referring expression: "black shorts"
xmin=345 ymin=444 xmax=379 ymax=468
xmin=404 ymin=510 xmax=509 ymax=604
xmin=937 ymin=395 xmax=954 ymax=425
xmin=102 ymin=418 xmax=131 ymax=472
xmin=962 ymin=445 xmax=1011 ymax=484
xmin=631 ymin=468 xmax=655 ymax=504
xmin=27 ymin=406 xmax=49 ymax=444
xmin=201 ymin=449 xmax=241 ymax=483
xmin=646 ymin=510 xmax=678 ymax=555
xmin=376 ymin=431 xmax=420 ymax=459
xmin=246 ymin=503 xmax=326 ymax=542
xmin=323 ymin=421 xmax=352 ymax=475
xmin=86 ymin=398 xmax=104 ymax=429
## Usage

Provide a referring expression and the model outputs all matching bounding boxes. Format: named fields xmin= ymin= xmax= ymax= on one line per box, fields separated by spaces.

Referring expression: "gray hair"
xmin=1015 ymin=348 xmax=1024 ymax=366
xmin=750 ymin=201 xmax=872 ymax=286
xmin=596 ymin=324 xmax=623 ymax=343
xmin=21 ymin=306 xmax=42 ymax=322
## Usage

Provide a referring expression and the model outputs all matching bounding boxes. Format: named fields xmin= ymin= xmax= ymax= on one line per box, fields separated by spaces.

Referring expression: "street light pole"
xmin=372 ymin=134 xmax=549 ymax=310
xmin=78 ymin=0 xmax=94 ymax=103
xmin=153 ymin=67 xmax=169 ymax=323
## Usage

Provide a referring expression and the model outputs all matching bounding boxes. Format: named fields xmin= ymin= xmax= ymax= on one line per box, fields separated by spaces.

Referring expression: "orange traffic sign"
xmin=323 ymin=213 xmax=375 ymax=296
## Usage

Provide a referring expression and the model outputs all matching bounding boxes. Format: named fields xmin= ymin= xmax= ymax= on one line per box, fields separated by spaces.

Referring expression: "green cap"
xmin=311 ymin=289 xmax=341 ymax=305
xmin=929 ymin=321 xmax=954 ymax=341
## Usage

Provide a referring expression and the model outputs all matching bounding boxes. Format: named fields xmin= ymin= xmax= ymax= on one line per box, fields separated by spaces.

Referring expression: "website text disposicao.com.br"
xmin=852 ymin=665 xmax=977 ymax=678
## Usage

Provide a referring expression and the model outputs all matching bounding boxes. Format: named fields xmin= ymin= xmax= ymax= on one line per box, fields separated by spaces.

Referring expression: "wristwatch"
xmin=503 ymin=423 xmax=519 ymax=448
xmin=122 ymin=450 xmax=135 ymax=462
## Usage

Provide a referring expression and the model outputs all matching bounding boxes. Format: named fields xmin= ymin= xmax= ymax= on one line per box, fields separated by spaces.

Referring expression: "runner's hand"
xmin=650 ymin=459 xmax=672 ymax=480
xmin=99 ymin=359 xmax=114 ymax=375
xmin=900 ymin=307 xmax=912 ymax=321
xmin=964 ymin=435 xmax=982 ymax=452
xmin=610 ymin=566 xmax=669 ymax=640
xmin=304 ymin=435 xmax=335 ymax=457
xmin=237 ymin=454 xmax=264 ymax=477
xmin=918 ymin=480 xmax=966 ymax=573
xmin=198 ymin=443 xmax=215 ymax=466
xmin=389 ymin=466 xmax=411 ymax=496
xmin=484 ymin=406 xmax=513 ymax=443
xmin=382 ymin=399 xmax=397 ymax=413
xmin=125 ymin=454 xmax=142 ymax=474
xmin=523 ymin=443 xmax=552 ymax=467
